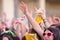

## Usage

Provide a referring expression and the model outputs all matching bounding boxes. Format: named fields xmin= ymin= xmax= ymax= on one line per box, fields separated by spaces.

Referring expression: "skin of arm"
xmin=19 ymin=2 xmax=44 ymax=38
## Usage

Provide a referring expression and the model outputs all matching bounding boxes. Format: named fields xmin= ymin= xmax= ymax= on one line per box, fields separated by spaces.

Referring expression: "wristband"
xmin=43 ymin=19 xmax=48 ymax=23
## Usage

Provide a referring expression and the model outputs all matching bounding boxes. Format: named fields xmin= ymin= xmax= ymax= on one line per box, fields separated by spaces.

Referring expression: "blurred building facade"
xmin=0 ymin=0 xmax=60 ymax=19
xmin=46 ymin=0 xmax=60 ymax=17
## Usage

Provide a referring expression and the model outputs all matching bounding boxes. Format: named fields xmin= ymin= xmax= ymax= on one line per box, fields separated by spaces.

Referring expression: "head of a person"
xmin=43 ymin=27 xmax=60 ymax=40
xmin=2 ymin=34 xmax=13 ymax=40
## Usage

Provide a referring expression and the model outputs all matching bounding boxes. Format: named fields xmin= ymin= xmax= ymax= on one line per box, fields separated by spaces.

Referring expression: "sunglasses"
xmin=43 ymin=32 xmax=53 ymax=36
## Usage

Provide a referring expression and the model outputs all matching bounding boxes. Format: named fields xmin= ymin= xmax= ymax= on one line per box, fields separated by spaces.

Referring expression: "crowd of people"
xmin=0 ymin=1 xmax=60 ymax=40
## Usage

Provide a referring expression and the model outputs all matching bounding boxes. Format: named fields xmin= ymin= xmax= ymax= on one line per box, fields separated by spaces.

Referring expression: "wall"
xmin=0 ymin=0 xmax=2 ymax=17
xmin=17 ymin=0 xmax=39 ymax=17
xmin=18 ymin=0 xmax=60 ymax=18
xmin=46 ymin=2 xmax=60 ymax=17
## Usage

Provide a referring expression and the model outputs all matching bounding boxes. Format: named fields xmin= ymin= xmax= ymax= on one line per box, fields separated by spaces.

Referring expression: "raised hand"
xmin=19 ymin=1 xmax=28 ymax=14
xmin=19 ymin=1 xmax=44 ymax=39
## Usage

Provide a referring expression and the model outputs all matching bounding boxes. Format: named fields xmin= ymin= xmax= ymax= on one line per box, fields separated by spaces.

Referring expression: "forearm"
xmin=43 ymin=19 xmax=50 ymax=28
xmin=41 ymin=15 xmax=50 ymax=28
xmin=25 ymin=12 xmax=44 ymax=37
xmin=19 ymin=2 xmax=44 ymax=38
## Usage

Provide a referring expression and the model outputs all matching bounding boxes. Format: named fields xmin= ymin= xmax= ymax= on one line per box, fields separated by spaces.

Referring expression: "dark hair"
xmin=13 ymin=37 xmax=20 ymax=40
xmin=44 ymin=27 xmax=60 ymax=40
xmin=22 ymin=36 xmax=26 ymax=40
xmin=51 ymin=24 xmax=60 ymax=30
xmin=2 ymin=34 xmax=13 ymax=40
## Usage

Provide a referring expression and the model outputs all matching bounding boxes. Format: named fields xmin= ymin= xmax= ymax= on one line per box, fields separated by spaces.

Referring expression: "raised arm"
xmin=19 ymin=2 xmax=44 ymax=38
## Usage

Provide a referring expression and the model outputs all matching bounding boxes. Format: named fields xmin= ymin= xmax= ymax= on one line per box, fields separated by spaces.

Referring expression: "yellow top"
xmin=25 ymin=34 xmax=35 ymax=40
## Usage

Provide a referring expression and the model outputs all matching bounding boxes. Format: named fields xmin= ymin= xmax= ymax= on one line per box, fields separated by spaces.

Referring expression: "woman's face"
xmin=43 ymin=30 xmax=54 ymax=40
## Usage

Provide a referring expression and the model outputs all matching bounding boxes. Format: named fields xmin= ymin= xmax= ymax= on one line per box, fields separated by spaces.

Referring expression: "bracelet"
xmin=43 ymin=19 xmax=48 ymax=23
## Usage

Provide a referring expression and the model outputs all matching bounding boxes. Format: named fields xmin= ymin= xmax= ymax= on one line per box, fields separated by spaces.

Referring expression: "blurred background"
xmin=0 ymin=0 xmax=60 ymax=20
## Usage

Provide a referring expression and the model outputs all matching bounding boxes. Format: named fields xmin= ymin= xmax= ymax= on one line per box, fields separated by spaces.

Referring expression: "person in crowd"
xmin=11 ymin=17 xmax=29 ymax=40
xmin=43 ymin=27 xmax=60 ymax=40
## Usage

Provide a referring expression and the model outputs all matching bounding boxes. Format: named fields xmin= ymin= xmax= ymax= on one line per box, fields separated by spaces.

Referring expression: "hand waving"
xmin=19 ymin=1 xmax=28 ymax=14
